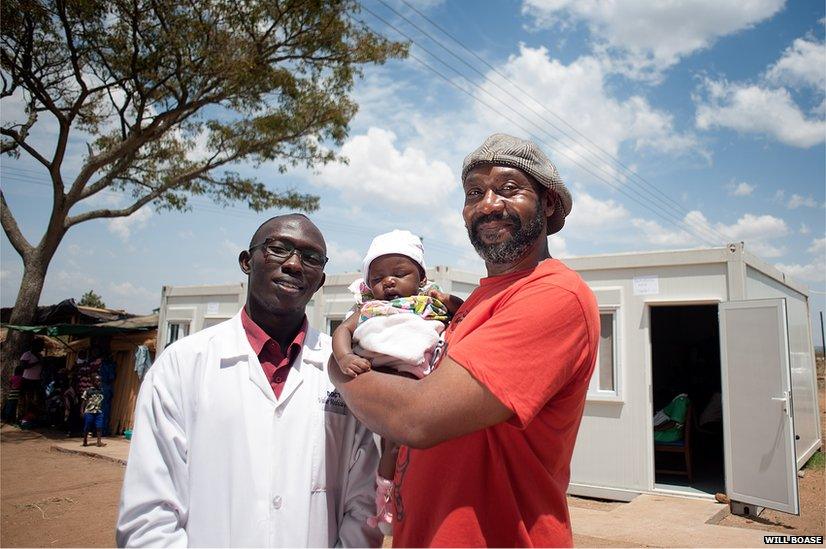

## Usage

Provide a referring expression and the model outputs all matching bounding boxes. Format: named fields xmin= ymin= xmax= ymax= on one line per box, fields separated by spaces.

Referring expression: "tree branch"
xmin=64 ymin=188 xmax=160 ymax=227
xmin=0 ymin=126 xmax=51 ymax=167
xmin=0 ymin=189 xmax=33 ymax=257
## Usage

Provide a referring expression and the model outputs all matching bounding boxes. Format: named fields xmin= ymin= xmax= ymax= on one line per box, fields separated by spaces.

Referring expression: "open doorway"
xmin=650 ymin=304 xmax=725 ymax=496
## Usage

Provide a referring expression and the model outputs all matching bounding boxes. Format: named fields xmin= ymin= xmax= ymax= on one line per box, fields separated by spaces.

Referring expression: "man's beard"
xmin=467 ymin=202 xmax=545 ymax=264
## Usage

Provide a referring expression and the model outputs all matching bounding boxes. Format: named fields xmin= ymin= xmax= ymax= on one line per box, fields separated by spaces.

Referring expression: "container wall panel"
xmin=745 ymin=267 xmax=821 ymax=465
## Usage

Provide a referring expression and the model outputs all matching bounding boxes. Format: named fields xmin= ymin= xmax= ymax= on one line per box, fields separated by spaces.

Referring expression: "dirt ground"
xmin=1 ymin=370 xmax=824 ymax=547
xmin=0 ymin=428 xmax=122 ymax=547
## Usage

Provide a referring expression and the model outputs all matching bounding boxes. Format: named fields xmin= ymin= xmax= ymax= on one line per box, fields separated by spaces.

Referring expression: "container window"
xmin=167 ymin=322 xmax=189 ymax=347
xmin=588 ymin=310 xmax=619 ymax=398
xmin=328 ymin=319 xmax=343 ymax=335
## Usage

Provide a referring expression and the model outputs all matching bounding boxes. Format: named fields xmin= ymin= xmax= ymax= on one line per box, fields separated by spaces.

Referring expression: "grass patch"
xmin=804 ymin=451 xmax=824 ymax=470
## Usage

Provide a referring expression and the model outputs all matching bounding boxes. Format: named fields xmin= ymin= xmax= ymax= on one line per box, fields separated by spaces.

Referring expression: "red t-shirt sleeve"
xmin=447 ymin=281 xmax=594 ymax=428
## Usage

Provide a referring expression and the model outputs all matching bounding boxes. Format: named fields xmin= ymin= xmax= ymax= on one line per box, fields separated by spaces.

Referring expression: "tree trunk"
xmin=1 ymin=249 xmax=55 ymax=385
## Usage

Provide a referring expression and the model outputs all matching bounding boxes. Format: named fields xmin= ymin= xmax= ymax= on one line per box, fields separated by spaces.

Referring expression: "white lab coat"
xmin=116 ymin=313 xmax=382 ymax=548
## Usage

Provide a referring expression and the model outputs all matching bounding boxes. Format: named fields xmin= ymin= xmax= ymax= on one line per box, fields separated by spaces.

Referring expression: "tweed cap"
xmin=461 ymin=133 xmax=572 ymax=235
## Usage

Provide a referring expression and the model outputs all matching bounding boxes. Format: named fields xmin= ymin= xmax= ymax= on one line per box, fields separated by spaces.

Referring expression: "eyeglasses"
xmin=249 ymin=239 xmax=328 ymax=269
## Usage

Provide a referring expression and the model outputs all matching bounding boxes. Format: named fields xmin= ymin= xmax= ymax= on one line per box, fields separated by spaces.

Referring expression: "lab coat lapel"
xmin=222 ymin=312 xmax=279 ymax=405
xmin=277 ymin=328 xmax=326 ymax=408
xmin=246 ymin=352 xmax=279 ymax=405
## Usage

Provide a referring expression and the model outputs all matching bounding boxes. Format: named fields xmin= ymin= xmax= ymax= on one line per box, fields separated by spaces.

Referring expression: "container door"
xmin=719 ymin=298 xmax=799 ymax=515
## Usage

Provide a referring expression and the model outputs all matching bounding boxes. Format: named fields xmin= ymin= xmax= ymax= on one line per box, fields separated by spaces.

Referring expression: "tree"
xmin=0 ymin=0 xmax=407 ymax=376
xmin=78 ymin=289 xmax=105 ymax=309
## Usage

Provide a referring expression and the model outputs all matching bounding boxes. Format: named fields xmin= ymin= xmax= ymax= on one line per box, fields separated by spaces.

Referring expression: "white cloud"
xmin=766 ymin=37 xmax=826 ymax=91
xmin=631 ymin=210 xmax=789 ymax=257
xmin=473 ymin=46 xmax=701 ymax=185
xmin=809 ymin=237 xmax=826 ymax=256
xmin=695 ymin=79 xmax=825 ymax=148
xmin=107 ymin=207 xmax=153 ymax=240
xmin=326 ymin=241 xmax=362 ymax=269
xmin=521 ymin=0 xmax=784 ymax=81
xmin=437 ymin=210 xmax=471 ymax=247
xmin=774 ymin=261 xmax=825 ymax=283
xmin=565 ymin=191 xmax=631 ymax=231
xmin=775 ymin=238 xmax=826 ymax=284
xmin=787 ymin=193 xmax=822 ymax=209
xmin=108 ymin=281 xmax=155 ymax=298
xmin=800 ymin=223 xmax=810 ymax=235
xmin=631 ymin=217 xmax=695 ymax=247
xmin=718 ymin=213 xmax=789 ymax=252
xmin=221 ymin=238 xmax=242 ymax=257
xmin=548 ymin=235 xmax=569 ymax=257
xmin=315 ymin=127 xmax=457 ymax=208
xmin=726 ymin=181 xmax=755 ymax=196
xmin=52 ymin=269 xmax=98 ymax=292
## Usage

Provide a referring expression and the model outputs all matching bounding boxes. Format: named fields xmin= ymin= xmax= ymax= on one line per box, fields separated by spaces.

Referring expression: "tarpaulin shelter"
xmin=1 ymin=299 xmax=133 ymax=326
xmin=3 ymin=307 xmax=157 ymax=435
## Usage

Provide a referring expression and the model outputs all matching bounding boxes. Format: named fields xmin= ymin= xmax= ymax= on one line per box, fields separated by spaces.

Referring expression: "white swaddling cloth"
xmin=352 ymin=314 xmax=445 ymax=379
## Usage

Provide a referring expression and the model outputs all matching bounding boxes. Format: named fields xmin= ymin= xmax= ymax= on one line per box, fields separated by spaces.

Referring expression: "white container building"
xmin=565 ymin=242 xmax=820 ymax=517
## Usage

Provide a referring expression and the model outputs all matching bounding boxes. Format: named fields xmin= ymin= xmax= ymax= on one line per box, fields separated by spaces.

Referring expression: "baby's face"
xmin=367 ymin=254 xmax=423 ymax=300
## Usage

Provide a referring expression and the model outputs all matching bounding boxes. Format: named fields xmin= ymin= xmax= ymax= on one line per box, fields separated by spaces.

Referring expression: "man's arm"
xmin=116 ymin=358 xmax=189 ymax=548
xmin=329 ymin=354 xmax=511 ymax=449
xmin=336 ymin=420 xmax=383 ymax=548
xmin=330 ymin=281 xmax=593 ymax=449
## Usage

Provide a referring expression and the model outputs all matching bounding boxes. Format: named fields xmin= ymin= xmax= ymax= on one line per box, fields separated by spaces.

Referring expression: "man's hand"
xmin=339 ymin=353 xmax=372 ymax=377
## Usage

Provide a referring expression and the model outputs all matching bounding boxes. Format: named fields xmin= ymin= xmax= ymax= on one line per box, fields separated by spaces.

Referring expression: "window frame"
xmin=587 ymin=306 xmax=623 ymax=402
xmin=166 ymin=321 xmax=190 ymax=347
xmin=327 ymin=317 xmax=343 ymax=336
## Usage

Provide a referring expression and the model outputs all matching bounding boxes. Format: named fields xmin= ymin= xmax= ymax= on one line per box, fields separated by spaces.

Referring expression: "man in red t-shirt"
xmin=329 ymin=133 xmax=600 ymax=547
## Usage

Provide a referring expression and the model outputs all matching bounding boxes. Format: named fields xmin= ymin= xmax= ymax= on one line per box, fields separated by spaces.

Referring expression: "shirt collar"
xmin=240 ymin=306 xmax=308 ymax=356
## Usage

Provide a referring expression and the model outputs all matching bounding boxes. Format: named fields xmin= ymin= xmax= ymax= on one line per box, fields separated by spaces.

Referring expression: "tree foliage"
xmin=1 ymin=0 xmax=406 ymax=226
xmin=0 ymin=0 xmax=407 ymax=376
xmin=78 ymin=289 xmax=105 ymax=309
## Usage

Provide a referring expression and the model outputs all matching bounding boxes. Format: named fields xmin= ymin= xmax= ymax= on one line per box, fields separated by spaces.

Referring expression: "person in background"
xmin=2 ymin=365 xmax=25 ymax=424
xmin=63 ymin=368 xmax=80 ymax=437
xmin=75 ymin=348 xmax=98 ymax=397
xmin=44 ymin=362 xmax=68 ymax=428
xmin=81 ymin=373 xmax=106 ymax=447
xmin=19 ymin=338 xmax=45 ymax=424
xmin=98 ymin=352 xmax=117 ymax=435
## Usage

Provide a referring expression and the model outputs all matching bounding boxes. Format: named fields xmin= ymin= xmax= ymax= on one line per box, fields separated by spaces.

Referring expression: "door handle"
xmin=771 ymin=392 xmax=789 ymax=413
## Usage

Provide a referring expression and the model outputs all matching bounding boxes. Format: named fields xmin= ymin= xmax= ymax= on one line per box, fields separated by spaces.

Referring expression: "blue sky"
xmin=1 ymin=0 xmax=824 ymax=336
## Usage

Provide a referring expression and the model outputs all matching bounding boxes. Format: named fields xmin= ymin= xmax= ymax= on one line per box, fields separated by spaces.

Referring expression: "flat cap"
xmin=461 ymin=133 xmax=572 ymax=235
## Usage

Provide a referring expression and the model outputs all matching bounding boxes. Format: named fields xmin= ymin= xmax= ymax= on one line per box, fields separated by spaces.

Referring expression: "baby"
xmin=332 ymin=230 xmax=462 ymax=531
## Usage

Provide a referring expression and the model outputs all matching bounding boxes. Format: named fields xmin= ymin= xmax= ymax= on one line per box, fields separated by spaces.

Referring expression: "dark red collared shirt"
xmin=240 ymin=307 xmax=307 ymax=399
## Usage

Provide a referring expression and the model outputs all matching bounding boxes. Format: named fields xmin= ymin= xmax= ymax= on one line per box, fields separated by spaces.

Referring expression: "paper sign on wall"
xmin=207 ymin=302 xmax=219 ymax=314
xmin=633 ymin=275 xmax=659 ymax=296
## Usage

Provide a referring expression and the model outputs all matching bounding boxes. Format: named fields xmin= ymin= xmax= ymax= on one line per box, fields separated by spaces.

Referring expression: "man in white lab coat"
xmin=117 ymin=214 xmax=381 ymax=547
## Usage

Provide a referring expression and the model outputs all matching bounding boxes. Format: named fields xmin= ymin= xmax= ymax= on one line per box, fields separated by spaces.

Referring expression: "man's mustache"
xmin=470 ymin=212 xmax=521 ymax=234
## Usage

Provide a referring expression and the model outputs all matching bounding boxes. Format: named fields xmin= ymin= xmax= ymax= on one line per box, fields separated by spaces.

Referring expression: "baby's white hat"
xmin=362 ymin=230 xmax=426 ymax=279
